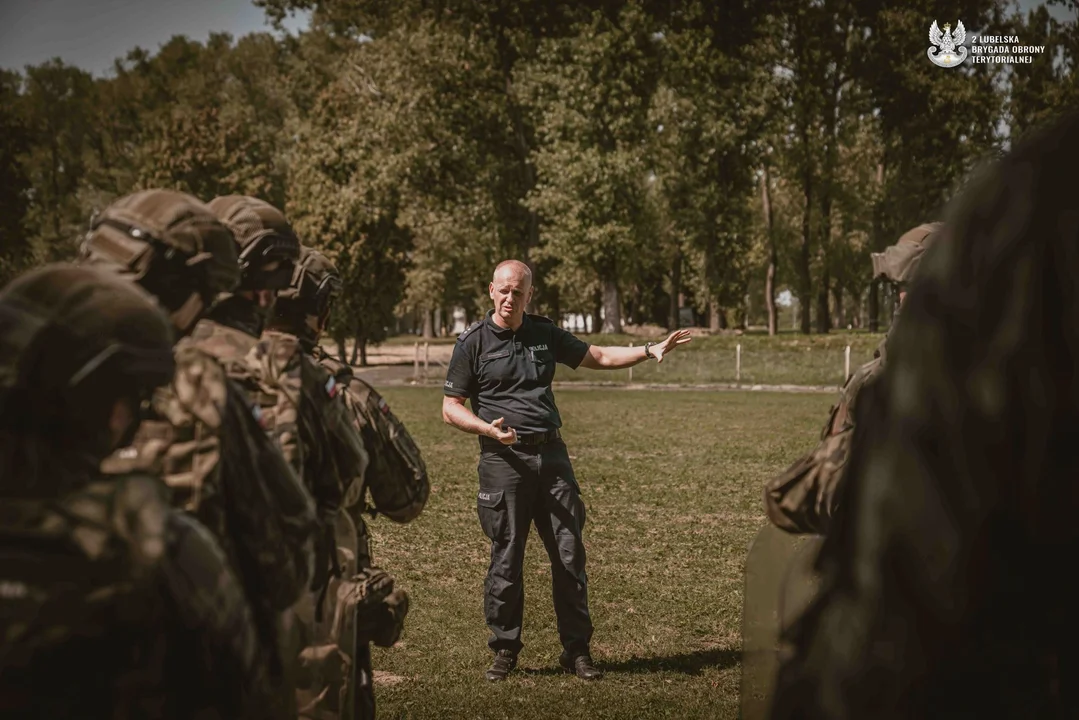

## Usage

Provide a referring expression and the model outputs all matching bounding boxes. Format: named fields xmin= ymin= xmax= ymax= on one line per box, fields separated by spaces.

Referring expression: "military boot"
xmin=560 ymin=651 xmax=602 ymax=680
xmin=485 ymin=650 xmax=517 ymax=682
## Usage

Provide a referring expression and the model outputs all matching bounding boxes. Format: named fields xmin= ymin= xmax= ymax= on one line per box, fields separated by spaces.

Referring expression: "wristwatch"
xmin=644 ymin=341 xmax=656 ymax=359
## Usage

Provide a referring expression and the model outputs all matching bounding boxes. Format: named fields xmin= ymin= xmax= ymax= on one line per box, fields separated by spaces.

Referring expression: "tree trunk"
xmin=798 ymin=170 xmax=813 ymax=335
xmin=336 ymin=334 xmax=347 ymax=364
xmin=816 ymin=268 xmax=830 ymax=333
xmin=601 ymin=276 xmax=622 ymax=334
xmin=761 ymin=164 xmax=778 ymax=336
xmin=870 ymin=159 xmax=885 ymax=332
xmin=421 ymin=308 xmax=434 ymax=339
xmin=868 ymin=279 xmax=880 ymax=332
xmin=349 ymin=326 xmax=360 ymax=365
xmin=359 ymin=339 xmax=367 ymax=367
xmin=668 ymin=250 xmax=682 ymax=332
xmin=591 ymin=287 xmax=603 ymax=335
xmin=493 ymin=28 xmax=540 ymax=313
xmin=832 ymin=284 xmax=844 ymax=329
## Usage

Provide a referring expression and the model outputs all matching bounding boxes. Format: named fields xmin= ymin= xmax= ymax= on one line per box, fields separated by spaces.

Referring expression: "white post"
xmin=413 ymin=342 xmax=420 ymax=380
xmin=736 ymin=343 xmax=742 ymax=386
xmin=844 ymin=344 xmax=851 ymax=381
xmin=628 ymin=343 xmax=633 ymax=383
xmin=423 ymin=342 xmax=430 ymax=380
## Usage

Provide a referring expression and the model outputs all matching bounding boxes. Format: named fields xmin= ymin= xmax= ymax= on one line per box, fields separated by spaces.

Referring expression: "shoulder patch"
xmin=527 ymin=314 xmax=554 ymax=324
xmin=458 ymin=320 xmax=483 ymax=342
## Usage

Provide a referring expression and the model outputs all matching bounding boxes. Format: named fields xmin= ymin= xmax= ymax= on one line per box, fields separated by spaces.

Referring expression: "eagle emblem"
xmin=928 ymin=20 xmax=968 ymax=68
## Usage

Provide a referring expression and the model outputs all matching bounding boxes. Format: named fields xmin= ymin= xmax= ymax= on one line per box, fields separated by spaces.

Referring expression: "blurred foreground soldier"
xmin=0 ymin=265 xmax=260 ymax=718
xmin=78 ymin=189 xmax=317 ymax=716
xmin=771 ymin=111 xmax=1079 ymax=719
xmin=742 ymin=223 xmax=941 ymax=719
xmin=442 ymin=260 xmax=691 ymax=681
xmin=763 ymin=222 xmax=941 ymax=535
xmin=269 ymin=246 xmax=421 ymax=719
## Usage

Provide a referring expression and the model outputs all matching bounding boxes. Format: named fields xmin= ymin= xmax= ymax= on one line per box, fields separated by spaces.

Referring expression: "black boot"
xmin=485 ymin=650 xmax=517 ymax=682
xmin=559 ymin=651 xmax=602 ymax=680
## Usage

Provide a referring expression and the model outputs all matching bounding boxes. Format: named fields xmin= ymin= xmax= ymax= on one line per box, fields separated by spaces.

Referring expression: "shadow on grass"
xmin=518 ymin=648 xmax=739 ymax=677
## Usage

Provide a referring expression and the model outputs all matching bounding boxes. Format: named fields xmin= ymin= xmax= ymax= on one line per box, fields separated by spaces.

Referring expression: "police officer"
xmin=442 ymin=260 xmax=691 ymax=682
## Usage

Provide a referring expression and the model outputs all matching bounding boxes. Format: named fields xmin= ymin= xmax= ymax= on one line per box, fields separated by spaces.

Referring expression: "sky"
xmin=0 ymin=0 xmax=310 ymax=77
xmin=0 ymin=0 xmax=1074 ymax=77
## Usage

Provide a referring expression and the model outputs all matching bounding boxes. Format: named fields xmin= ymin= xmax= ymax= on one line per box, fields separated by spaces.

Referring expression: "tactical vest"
xmin=188 ymin=319 xmax=307 ymax=478
xmin=105 ymin=321 xmax=318 ymax=631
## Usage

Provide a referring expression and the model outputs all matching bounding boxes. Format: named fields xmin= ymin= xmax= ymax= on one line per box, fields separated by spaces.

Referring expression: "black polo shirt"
xmin=444 ymin=311 xmax=590 ymax=434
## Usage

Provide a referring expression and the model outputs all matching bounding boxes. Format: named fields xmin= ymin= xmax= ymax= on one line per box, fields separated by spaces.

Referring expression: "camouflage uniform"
xmin=77 ymin=190 xmax=317 ymax=717
xmin=763 ymin=223 xmax=940 ymax=535
xmin=0 ymin=264 xmax=261 ymax=718
xmin=269 ymin=247 xmax=414 ymax=719
xmin=205 ymin=198 xmax=370 ymax=712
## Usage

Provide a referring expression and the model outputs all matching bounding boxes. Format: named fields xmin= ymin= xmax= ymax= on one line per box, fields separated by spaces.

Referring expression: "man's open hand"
xmin=653 ymin=329 xmax=692 ymax=363
xmin=488 ymin=417 xmax=518 ymax=445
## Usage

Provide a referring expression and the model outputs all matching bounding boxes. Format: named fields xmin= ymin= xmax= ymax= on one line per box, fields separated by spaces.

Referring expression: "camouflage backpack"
xmin=320 ymin=353 xmax=429 ymax=524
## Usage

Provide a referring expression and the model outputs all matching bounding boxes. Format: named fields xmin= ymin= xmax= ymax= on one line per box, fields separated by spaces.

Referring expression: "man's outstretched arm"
xmin=442 ymin=395 xmax=517 ymax=445
xmin=578 ymin=329 xmax=692 ymax=370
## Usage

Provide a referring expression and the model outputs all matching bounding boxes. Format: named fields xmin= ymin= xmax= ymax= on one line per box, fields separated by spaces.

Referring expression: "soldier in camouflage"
xmin=763 ymin=222 xmax=941 ymax=535
xmin=0 ymin=264 xmax=261 ymax=718
xmin=76 ymin=189 xmax=317 ymax=717
xmin=770 ymin=109 xmax=1079 ymax=720
xmin=204 ymin=197 xmax=369 ymax=711
xmin=268 ymin=246 xmax=412 ymax=719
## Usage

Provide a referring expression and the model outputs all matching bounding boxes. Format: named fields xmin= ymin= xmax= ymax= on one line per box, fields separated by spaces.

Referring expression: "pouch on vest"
xmin=338 ymin=374 xmax=429 ymax=524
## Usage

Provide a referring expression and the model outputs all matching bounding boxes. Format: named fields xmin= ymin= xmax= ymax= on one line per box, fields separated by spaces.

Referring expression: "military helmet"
xmin=271 ymin=246 xmax=341 ymax=351
xmin=206 ymin=195 xmax=301 ymax=291
xmin=78 ymin=189 xmax=240 ymax=334
xmin=0 ymin=264 xmax=176 ymax=414
xmin=871 ymin=222 xmax=943 ymax=286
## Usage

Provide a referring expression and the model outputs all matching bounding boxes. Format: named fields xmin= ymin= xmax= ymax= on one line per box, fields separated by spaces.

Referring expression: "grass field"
xmin=380 ymin=331 xmax=885 ymax=387
xmin=364 ymin=386 xmax=834 ymax=719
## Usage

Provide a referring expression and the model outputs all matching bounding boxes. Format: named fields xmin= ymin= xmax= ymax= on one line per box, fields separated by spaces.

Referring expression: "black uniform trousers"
xmin=476 ymin=437 xmax=593 ymax=657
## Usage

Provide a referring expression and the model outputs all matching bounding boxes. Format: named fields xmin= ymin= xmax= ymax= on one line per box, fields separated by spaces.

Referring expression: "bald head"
xmin=493 ymin=260 xmax=532 ymax=289
xmin=489 ymin=259 xmax=533 ymax=330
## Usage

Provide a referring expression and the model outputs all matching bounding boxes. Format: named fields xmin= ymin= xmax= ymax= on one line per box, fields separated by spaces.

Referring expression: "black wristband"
xmin=644 ymin=342 xmax=656 ymax=359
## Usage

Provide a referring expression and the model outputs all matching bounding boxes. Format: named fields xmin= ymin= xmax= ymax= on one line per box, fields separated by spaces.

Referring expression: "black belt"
xmin=480 ymin=428 xmax=561 ymax=449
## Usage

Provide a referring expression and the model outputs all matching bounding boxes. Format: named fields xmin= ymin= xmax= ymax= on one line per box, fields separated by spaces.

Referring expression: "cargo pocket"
xmin=476 ymin=489 xmax=507 ymax=542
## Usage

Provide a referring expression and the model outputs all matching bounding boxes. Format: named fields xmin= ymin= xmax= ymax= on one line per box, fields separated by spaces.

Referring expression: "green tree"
xmin=19 ymin=60 xmax=97 ymax=264
xmin=647 ymin=0 xmax=770 ymax=332
xmin=520 ymin=3 xmax=661 ymax=333
xmin=853 ymin=0 xmax=1005 ymax=328
xmin=0 ymin=70 xmax=32 ymax=285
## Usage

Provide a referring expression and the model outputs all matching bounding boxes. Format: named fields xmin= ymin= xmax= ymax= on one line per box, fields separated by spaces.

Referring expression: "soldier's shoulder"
xmin=165 ymin=344 xmax=228 ymax=430
xmin=187 ymin=318 xmax=257 ymax=365
xmin=259 ymin=329 xmax=303 ymax=359
xmin=527 ymin=313 xmax=554 ymax=325
xmin=316 ymin=348 xmax=353 ymax=377
xmin=457 ymin=320 xmax=484 ymax=343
